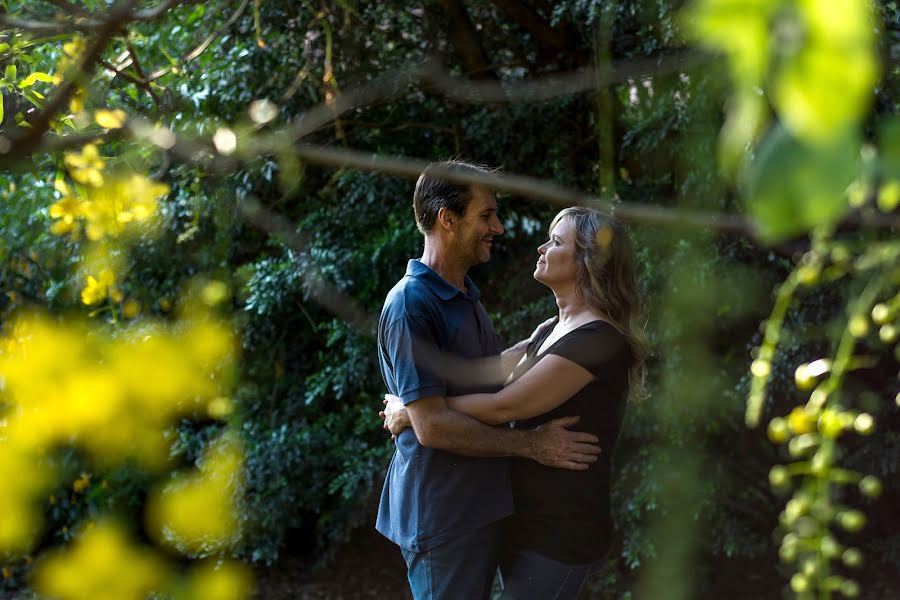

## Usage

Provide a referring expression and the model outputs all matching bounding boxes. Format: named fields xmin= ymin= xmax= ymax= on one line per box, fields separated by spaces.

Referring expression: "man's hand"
xmin=380 ymin=394 xmax=411 ymax=438
xmin=528 ymin=316 xmax=557 ymax=344
xmin=528 ymin=416 xmax=601 ymax=470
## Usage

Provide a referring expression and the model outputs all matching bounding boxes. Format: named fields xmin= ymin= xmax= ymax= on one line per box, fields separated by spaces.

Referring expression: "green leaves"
xmin=878 ymin=118 xmax=900 ymax=180
xmin=743 ymin=126 xmax=859 ymax=241
xmin=771 ymin=0 xmax=878 ymax=145
xmin=686 ymin=0 xmax=880 ymax=241
xmin=684 ymin=0 xmax=779 ymax=87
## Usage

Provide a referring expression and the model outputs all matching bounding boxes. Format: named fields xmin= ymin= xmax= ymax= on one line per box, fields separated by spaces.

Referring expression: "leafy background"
xmin=0 ymin=0 xmax=898 ymax=598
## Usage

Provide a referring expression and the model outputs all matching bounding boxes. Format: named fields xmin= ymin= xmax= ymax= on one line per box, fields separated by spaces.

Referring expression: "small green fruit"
xmin=859 ymin=476 xmax=882 ymax=498
xmin=842 ymin=548 xmax=863 ymax=568
xmin=837 ymin=510 xmax=866 ymax=532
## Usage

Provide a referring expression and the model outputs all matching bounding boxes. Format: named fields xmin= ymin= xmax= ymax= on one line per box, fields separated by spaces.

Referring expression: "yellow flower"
xmin=0 ymin=446 xmax=51 ymax=553
xmin=146 ymin=435 xmax=243 ymax=554
xmin=32 ymin=521 xmax=169 ymax=600
xmin=122 ymin=299 xmax=141 ymax=319
xmin=62 ymin=37 xmax=85 ymax=62
xmin=207 ymin=397 xmax=234 ymax=419
xmin=69 ymin=86 xmax=86 ymax=114
xmin=185 ymin=560 xmax=253 ymax=600
xmin=49 ymin=195 xmax=84 ymax=236
xmin=72 ymin=473 xmax=91 ymax=493
xmin=64 ymin=144 xmax=104 ymax=187
xmin=80 ymin=270 xmax=115 ymax=306
xmin=81 ymin=175 xmax=167 ymax=240
xmin=94 ymin=109 xmax=127 ymax=130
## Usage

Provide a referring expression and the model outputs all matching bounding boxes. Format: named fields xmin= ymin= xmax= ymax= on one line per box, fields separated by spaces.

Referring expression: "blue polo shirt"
xmin=376 ymin=259 xmax=513 ymax=552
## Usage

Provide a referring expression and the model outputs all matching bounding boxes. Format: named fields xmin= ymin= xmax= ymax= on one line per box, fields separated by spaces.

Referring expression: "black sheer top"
xmin=503 ymin=319 xmax=633 ymax=564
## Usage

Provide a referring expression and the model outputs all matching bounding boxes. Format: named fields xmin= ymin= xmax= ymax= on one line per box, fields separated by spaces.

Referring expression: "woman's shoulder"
xmin=559 ymin=319 xmax=632 ymax=364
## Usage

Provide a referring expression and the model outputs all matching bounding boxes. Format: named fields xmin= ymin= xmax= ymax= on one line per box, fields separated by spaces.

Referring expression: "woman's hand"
xmin=380 ymin=394 xmax=411 ymax=438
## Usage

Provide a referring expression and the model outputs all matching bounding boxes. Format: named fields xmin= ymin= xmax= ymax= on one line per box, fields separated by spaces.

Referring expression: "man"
xmin=376 ymin=160 xmax=601 ymax=599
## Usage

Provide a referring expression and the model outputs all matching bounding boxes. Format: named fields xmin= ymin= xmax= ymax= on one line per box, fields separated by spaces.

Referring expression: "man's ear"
xmin=436 ymin=207 xmax=456 ymax=231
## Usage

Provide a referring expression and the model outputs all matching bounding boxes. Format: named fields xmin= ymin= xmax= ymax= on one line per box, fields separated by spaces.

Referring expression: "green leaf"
xmin=718 ymin=91 xmax=769 ymax=175
xmin=5 ymin=64 xmax=16 ymax=81
xmin=21 ymin=90 xmax=45 ymax=110
xmin=743 ymin=125 xmax=859 ymax=242
xmin=878 ymin=118 xmax=900 ymax=180
xmin=772 ymin=0 xmax=878 ymax=145
xmin=0 ymin=92 xmax=4 ymax=125
xmin=18 ymin=72 xmax=58 ymax=88
xmin=680 ymin=0 xmax=779 ymax=87
xmin=0 ymin=43 xmax=10 ymax=54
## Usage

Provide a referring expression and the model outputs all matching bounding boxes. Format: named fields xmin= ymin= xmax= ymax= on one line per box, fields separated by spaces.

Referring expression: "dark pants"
xmin=400 ymin=522 xmax=501 ymax=600
xmin=499 ymin=547 xmax=602 ymax=600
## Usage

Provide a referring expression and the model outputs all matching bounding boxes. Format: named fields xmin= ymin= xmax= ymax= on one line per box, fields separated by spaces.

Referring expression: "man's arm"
xmin=497 ymin=316 xmax=557 ymax=379
xmin=406 ymin=395 xmax=600 ymax=471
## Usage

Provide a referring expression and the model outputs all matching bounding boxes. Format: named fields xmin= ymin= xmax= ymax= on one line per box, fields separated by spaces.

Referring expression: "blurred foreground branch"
xmin=238 ymin=197 xmax=377 ymax=335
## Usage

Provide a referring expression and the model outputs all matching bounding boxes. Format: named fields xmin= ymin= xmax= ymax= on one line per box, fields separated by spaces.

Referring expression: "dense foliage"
xmin=0 ymin=0 xmax=897 ymax=598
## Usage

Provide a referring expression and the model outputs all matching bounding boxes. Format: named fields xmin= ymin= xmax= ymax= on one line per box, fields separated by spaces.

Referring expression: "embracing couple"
xmin=376 ymin=160 xmax=648 ymax=599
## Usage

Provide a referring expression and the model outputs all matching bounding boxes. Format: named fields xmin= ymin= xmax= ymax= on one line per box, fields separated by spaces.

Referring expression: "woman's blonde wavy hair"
xmin=549 ymin=206 xmax=649 ymax=400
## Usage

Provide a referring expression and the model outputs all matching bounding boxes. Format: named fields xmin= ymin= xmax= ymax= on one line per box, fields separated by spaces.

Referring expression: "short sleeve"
xmin=382 ymin=315 xmax=447 ymax=405
xmin=546 ymin=324 xmax=631 ymax=378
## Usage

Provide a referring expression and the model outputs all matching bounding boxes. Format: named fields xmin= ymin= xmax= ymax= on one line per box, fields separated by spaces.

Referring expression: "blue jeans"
xmin=499 ymin=548 xmax=602 ymax=600
xmin=400 ymin=522 xmax=501 ymax=600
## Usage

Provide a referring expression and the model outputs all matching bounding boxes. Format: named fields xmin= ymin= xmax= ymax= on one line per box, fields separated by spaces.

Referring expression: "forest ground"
xmin=249 ymin=523 xmax=900 ymax=599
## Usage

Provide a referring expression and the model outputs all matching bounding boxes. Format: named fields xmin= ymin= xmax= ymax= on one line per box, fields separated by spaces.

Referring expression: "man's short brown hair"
xmin=413 ymin=160 xmax=492 ymax=234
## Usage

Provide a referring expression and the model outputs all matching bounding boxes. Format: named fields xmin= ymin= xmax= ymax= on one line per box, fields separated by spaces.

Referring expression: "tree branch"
xmin=0 ymin=0 xmax=191 ymax=34
xmin=489 ymin=0 xmax=586 ymax=63
xmin=0 ymin=4 xmax=134 ymax=158
xmin=238 ymin=197 xmax=377 ymax=335
xmin=438 ymin=0 xmax=500 ymax=81
xmin=285 ymin=142 xmax=759 ymax=237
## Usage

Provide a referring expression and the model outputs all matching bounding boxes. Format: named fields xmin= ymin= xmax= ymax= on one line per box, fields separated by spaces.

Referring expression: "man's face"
xmin=454 ymin=185 xmax=504 ymax=267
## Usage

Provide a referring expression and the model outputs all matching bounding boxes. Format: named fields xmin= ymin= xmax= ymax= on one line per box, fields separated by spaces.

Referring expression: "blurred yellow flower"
xmin=187 ymin=320 xmax=236 ymax=367
xmin=72 ymin=472 xmax=91 ymax=493
xmin=146 ymin=435 xmax=244 ymax=554
xmin=69 ymin=86 xmax=86 ymax=114
xmin=95 ymin=109 xmax=127 ymax=129
xmin=49 ymin=195 xmax=84 ymax=236
xmin=201 ymin=280 xmax=230 ymax=306
xmin=122 ymin=299 xmax=141 ymax=319
xmin=0 ymin=446 xmax=51 ymax=553
xmin=0 ymin=306 xmax=244 ymax=587
xmin=82 ymin=174 xmax=167 ymax=241
xmin=207 ymin=397 xmax=234 ymax=419
xmin=33 ymin=521 xmax=169 ymax=600
xmin=184 ymin=559 xmax=253 ymax=600
xmin=0 ymin=313 xmax=235 ymax=465
xmin=64 ymin=144 xmax=105 ymax=187
xmin=61 ymin=37 xmax=85 ymax=65
xmin=81 ymin=269 xmax=116 ymax=306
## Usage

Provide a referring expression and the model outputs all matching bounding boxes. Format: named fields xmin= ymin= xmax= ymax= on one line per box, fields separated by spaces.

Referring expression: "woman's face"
xmin=534 ymin=217 xmax=578 ymax=288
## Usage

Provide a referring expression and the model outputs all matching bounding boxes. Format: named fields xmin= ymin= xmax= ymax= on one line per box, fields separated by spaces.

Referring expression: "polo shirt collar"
xmin=406 ymin=259 xmax=480 ymax=302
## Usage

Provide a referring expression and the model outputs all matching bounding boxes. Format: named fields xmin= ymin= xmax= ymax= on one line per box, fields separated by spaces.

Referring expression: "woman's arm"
xmin=382 ymin=354 xmax=595 ymax=431
xmin=445 ymin=354 xmax=594 ymax=424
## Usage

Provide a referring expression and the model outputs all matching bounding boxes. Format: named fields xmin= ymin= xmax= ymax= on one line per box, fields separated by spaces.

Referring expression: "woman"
xmin=383 ymin=206 xmax=648 ymax=599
